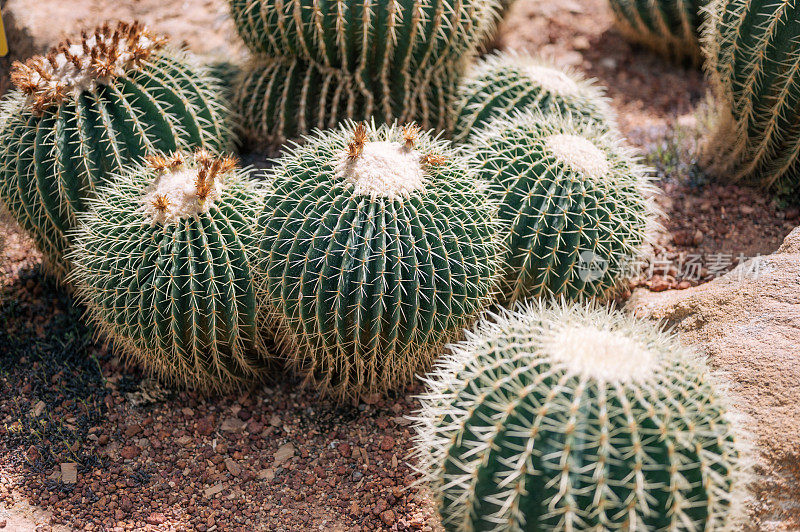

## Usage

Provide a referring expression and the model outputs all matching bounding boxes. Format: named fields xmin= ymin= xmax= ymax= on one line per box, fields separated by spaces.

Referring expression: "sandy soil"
xmin=0 ymin=0 xmax=798 ymax=530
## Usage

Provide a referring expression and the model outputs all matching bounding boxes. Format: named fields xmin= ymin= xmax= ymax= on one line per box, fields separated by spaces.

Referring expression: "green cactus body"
xmin=233 ymin=56 xmax=461 ymax=146
xmin=608 ymin=0 xmax=707 ymax=61
xmin=255 ymin=122 xmax=498 ymax=399
xmin=228 ymin=0 xmax=497 ymax=75
xmin=702 ymin=0 xmax=800 ymax=193
xmin=68 ymin=151 xmax=265 ymax=392
xmin=0 ymin=22 xmax=232 ymax=279
xmin=414 ymin=301 xmax=752 ymax=532
xmin=452 ymin=53 xmax=613 ymax=143
xmin=469 ymin=111 xmax=656 ymax=303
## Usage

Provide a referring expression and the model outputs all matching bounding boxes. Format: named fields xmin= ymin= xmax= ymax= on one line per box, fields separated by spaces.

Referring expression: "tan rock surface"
xmin=628 ymin=227 xmax=800 ymax=530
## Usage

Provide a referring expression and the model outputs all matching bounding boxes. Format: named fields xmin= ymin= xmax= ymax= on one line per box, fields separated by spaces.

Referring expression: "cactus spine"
xmin=702 ymin=0 xmax=800 ymax=193
xmin=68 ymin=150 xmax=265 ymax=392
xmin=608 ymin=0 xmax=708 ymax=61
xmin=452 ymin=53 xmax=613 ymax=143
xmin=469 ymin=111 xmax=656 ymax=303
xmin=414 ymin=301 xmax=752 ymax=532
xmin=255 ymin=121 xmax=498 ymax=400
xmin=233 ymin=56 xmax=460 ymax=145
xmin=0 ymin=21 xmax=232 ymax=279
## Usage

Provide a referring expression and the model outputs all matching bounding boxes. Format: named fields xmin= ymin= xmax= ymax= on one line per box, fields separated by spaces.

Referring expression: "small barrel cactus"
xmin=702 ymin=0 xmax=800 ymax=193
xmin=233 ymin=56 xmax=461 ymax=146
xmin=469 ymin=111 xmax=656 ymax=303
xmin=0 ymin=21 xmax=232 ymax=279
xmin=255 ymin=121 xmax=498 ymax=400
xmin=414 ymin=301 xmax=752 ymax=531
xmin=452 ymin=52 xmax=613 ymax=143
xmin=608 ymin=0 xmax=708 ymax=62
xmin=68 ymin=150 xmax=265 ymax=392
xmin=228 ymin=0 xmax=498 ymax=75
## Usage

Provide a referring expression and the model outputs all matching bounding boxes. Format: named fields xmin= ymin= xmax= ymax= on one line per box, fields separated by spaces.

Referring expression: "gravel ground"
xmin=0 ymin=0 xmax=798 ymax=530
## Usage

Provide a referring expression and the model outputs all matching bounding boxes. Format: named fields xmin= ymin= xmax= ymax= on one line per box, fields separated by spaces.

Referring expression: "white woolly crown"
xmin=545 ymin=133 xmax=610 ymax=180
xmin=337 ymin=141 xmax=427 ymax=200
xmin=141 ymin=151 xmax=237 ymax=224
xmin=11 ymin=21 xmax=166 ymax=114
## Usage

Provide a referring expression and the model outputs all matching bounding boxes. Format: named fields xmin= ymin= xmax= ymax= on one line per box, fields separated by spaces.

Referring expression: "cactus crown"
xmin=10 ymin=21 xmax=166 ymax=114
xmin=544 ymin=133 xmax=611 ymax=180
xmin=334 ymin=122 xmax=445 ymax=200
xmin=414 ymin=301 xmax=753 ymax=531
xmin=142 ymin=150 xmax=238 ymax=224
xmin=452 ymin=52 xmax=613 ymax=143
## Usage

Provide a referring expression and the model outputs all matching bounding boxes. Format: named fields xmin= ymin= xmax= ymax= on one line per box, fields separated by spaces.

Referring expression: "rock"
xmin=273 ymin=443 xmax=295 ymax=467
xmin=203 ymin=483 xmax=225 ymax=498
xmin=220 ymin=417 xmax=247 ymax=432
xmin=692 ymin=229 xmax=704 ymax=246
xmin=338 ymin=442 xmax=351 ymax=458
xmin=146 ymin=513 xmax=166 ymax=525
xmin=380 ymin=509 xmax=396 ymax=526
xmin=257 ymin=468 xmax=275 ymax=481
xmin=224 ymin=458 xmax=241 ymax=477
xmin=379 ymin=436 xmax=395 ymax=451
xmin=120 ymin=445 xmax=140 ymax=460
xmin=195 ymin=416 xmax=215 ymax=436
xmin=628 ymin=227 xmax=800 ymax=527
xmin=60 ymin=462 xmax=77 ymax=484
xmin=31 ymin=400 xmax=45 ymax=417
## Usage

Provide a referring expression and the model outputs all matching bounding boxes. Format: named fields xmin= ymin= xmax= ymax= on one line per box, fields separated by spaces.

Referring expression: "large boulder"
xmin=628 ymin=227 xmax=800 ymax=530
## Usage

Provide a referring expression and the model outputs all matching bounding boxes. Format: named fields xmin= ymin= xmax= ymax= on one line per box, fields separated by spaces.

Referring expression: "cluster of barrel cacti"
xmin=0 ymin=5 xmax=758 ymax=529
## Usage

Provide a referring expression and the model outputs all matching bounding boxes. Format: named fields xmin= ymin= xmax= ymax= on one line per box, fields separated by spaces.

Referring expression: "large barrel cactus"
xmin=0 ymin=21 xmax=232 ymax=279
xmin=608 ymin=0 xmax=708 ymax=62
xmin=69 ymin=150 xmax=265 ymax=392
xmin=233 ymin=56 xmax=460 ymax=145
xmin=255 ymin=121 xmax=498 ymax=400
xmin=452 ymin=53 xmax=613 ymax=143
xmin=469 ymin=111 xmax=656 ymax=303
xmin=414 ymin=301 xmax=752 ymax=532
xmin=702 ymin=0 xmax=800 ymax=194
xmin=228 ymin=0 xmax=498 ymax=74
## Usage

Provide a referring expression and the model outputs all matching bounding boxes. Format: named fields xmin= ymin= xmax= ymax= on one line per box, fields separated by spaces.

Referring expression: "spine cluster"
xmin=11 ymin=21 xmax=167 ymax=114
